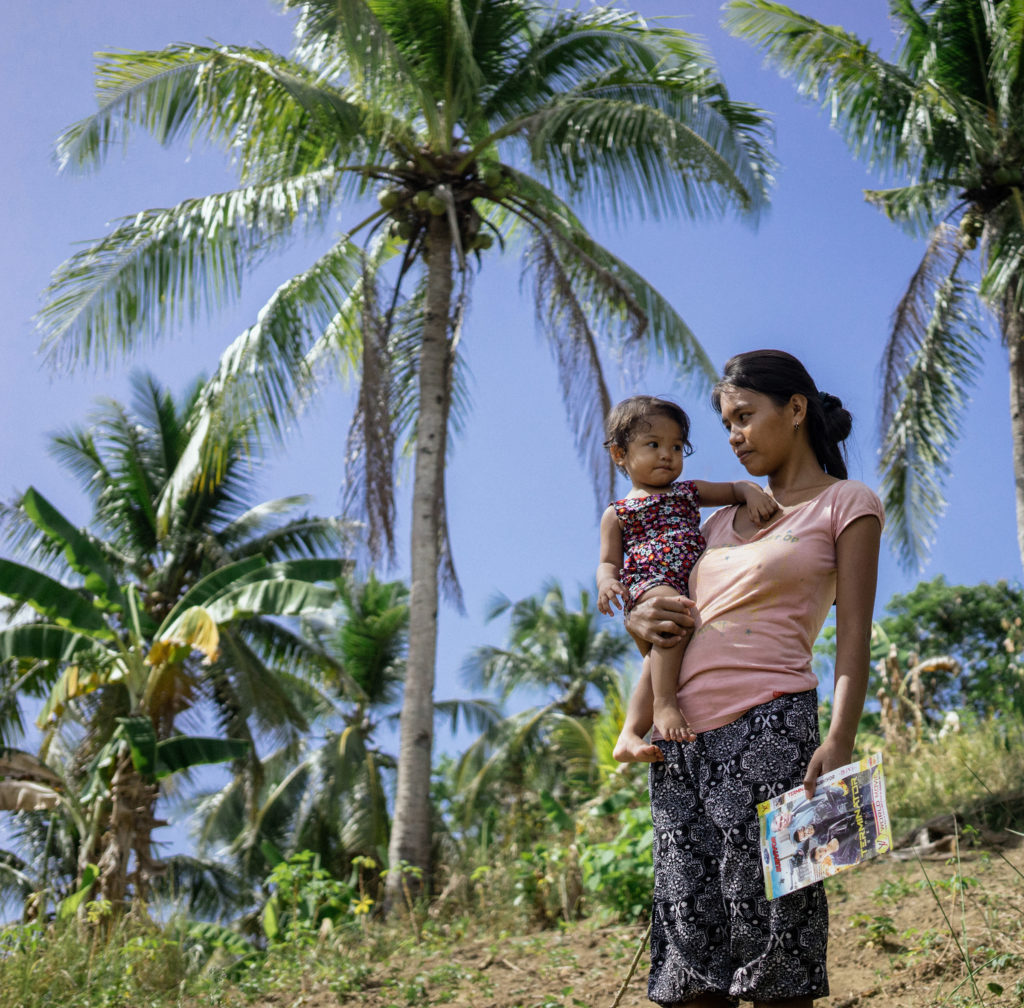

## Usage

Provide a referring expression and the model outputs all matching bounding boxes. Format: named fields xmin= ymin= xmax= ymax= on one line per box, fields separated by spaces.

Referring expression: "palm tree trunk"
xmin=385 ymin=214 xmax=454 ymax=912
xmin=1007 ymin=302 xmax=1024 ymax=569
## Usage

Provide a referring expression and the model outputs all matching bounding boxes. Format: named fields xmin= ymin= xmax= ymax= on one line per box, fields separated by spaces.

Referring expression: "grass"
xmin=4 ymin=848 xmax=1024 ymax=1008
xmin=6 ymin=717 xmax=1024 ymax=1008
xmin=876 ymin=715 xmax=1024 ymax=836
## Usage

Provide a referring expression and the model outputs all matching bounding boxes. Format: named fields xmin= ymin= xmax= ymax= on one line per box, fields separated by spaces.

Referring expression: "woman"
xmin=613 ymin=350 xmax=883 ymax=1008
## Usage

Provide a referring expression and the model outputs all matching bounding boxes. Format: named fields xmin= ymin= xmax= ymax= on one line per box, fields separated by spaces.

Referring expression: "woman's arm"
xmin=801 ymin=513 xmax=882 ymax=795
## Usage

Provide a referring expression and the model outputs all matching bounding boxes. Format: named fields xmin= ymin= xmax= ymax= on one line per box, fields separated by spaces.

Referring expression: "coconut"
xmin=959 ymin=211 xmax=984 ymax=239
xmin=378 ymin=187 xmax=402 ymax=211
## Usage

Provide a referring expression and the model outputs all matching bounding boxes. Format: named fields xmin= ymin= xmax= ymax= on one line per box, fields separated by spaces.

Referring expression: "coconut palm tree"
xmin=195 ymin=573 xmax=498 ymax=903
xmin=194 ymin=574 xmax=408 ymax=889
xmin=0 ymin=372 xmax=351 ymax=756
xmin=38 ymin=0 xmax=773 ymax=904
xmin=0 ymin=511 xmax=345 ymax=909
xmin=726 ymin=0 xmax=1024 ymax=569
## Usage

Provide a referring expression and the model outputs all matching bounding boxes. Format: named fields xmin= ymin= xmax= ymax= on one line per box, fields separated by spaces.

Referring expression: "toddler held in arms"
xmin=596 ymin=395 xmax=777 ymax=741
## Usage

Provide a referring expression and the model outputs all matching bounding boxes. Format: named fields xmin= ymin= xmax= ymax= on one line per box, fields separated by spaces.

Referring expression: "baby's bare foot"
xmin=613 ymin=730 xmax=663 ymax=763
xmin=654 ymin=699 xmax=694 ymax=743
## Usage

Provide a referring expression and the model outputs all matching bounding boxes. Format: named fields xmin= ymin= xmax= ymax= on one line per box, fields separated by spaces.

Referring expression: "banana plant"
xmin=0 ymin=487 xmax=344 ymax=910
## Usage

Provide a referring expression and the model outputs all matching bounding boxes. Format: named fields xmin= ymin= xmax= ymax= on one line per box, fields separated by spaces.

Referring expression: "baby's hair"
xmin=603 ymin=395 xmax=693 ymax=475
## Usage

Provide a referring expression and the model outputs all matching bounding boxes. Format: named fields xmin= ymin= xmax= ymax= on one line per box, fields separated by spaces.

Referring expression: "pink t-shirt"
xmin=675 ymin=480 xmax=884 ymax=734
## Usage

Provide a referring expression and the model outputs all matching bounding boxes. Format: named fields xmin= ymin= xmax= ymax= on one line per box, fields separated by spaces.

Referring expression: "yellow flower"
xmin=351 ymin=895 xmax=374 ymax=916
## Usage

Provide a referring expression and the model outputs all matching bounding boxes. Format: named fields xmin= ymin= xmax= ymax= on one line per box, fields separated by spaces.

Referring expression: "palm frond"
xmin=434 ymin=697 xmax=502 ymax=736
xmin=324 ymin=573 xmax=408 ymax=705
xmin=520 ymin=176 xmax=716 ymax=379
xmin=864 ymin=179 xmax=962 ymax=237
xmin=155 ymin=237 xmax=368 ymax=527
xmin=979 ymin=201 xmax=1024 ymax=311
xmin=451 ymin=701 xmax=553 ymax=819
xmin=483 ymin=5 xmax=697 ymax=121
xmin=546 ymin=711 xmax=599 ymax=787
xmin=990 ymin=0 xmax=1024 ymax=107
xmin=343 ymin=250 xmax=403 ymax=568
xmin=511 ymin=176 xmax=714 ymax=508
xmin=38 ymin=169 xmax=342 ymax=369
xmin=49 ymin=393 xmax=167 ymax=557
xmin=213 ymin=632 xmax=313 ymax=742
xmin=725 ymin=1 xmax=919 ymax=175
xmin=223 ymin=501 xmax=354 ymax=562
xmin=326 ymin=725 xmax=389 ymax=855
xmin=154 ymin=853 xmax=252 ymax=920
xmin=880 ymin=223 xmax=967 ymax=431
xmin=60 ymin=44 xmax=392 ymax=185
xmin=283 ymin=0 xmax=443 ymax=142
xmin=879 ymin=224 xmax=985 ymax=567
xmin=517 ymin=74 xmax=771 ymax=221
xmin=529 ymin=231 xmax=615 ymax=511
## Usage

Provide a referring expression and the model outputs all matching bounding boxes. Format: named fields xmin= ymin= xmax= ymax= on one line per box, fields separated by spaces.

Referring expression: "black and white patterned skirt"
xmin=648 ymin=689 xmax=829 ymax=1005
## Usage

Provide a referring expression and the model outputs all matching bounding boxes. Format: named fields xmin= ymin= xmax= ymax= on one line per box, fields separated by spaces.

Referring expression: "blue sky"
xmin=2 ymin=0 xmax=1019 ymax=765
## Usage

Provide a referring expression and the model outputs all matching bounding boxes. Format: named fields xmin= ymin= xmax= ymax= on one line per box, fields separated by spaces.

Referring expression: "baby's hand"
xmin=597 ymin=580 xmax=627 ymax=616
xmin=745 ymin=488 xmax=779 ymax=526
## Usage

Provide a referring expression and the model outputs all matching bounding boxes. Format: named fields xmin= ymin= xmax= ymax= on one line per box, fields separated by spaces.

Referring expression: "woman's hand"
xmin=624 ymin=594 xmax=697 ymax=646
xmin=801 ymin=738 xmax=855 ymax=798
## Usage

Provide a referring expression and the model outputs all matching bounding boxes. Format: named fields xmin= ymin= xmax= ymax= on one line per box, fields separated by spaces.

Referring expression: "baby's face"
xmin=618 ymin=415 xmax=685 ymax=492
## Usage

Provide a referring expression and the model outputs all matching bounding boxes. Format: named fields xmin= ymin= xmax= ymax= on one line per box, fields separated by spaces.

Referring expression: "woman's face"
xmin=717 ymin=387 xmax=797 ymax=477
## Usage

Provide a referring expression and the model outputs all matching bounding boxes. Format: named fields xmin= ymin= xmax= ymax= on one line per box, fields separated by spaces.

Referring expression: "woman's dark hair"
xmin=710 ymin=349 xmax=852 ymax=479
xmin=603 ymin=395 xmax=693 ymax=474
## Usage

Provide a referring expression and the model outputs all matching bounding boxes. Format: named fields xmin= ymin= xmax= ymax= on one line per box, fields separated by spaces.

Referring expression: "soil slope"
xmin=235 ymin=839 xmax=1024 ymax=1008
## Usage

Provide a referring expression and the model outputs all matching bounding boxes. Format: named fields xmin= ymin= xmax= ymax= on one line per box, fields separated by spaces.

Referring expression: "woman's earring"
xmin=793 ymin=421 xmax=801 ymax=432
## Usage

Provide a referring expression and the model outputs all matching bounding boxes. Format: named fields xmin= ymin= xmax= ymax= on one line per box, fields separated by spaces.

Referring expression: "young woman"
xmin=613 ymin=350 xmax=883 ymax=1008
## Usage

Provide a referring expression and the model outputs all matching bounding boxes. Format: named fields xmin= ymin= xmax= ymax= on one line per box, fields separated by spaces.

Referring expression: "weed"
xmin=823 ymin=875 xmax=849 ymax=899
xmin=849 ymin=912 xmax=898 ymax=947
xmin=933 ymin=870 xmax=978 ymax=895
xmin=329 ymin=961 xmax=375 ymax=997
xmin=900 ymin=925 xmax=946 ymax=955
xmin=872 ymin=876 xmax=918 ymax=904
xmin=400 ymin=973 xmax=429 ymax=1003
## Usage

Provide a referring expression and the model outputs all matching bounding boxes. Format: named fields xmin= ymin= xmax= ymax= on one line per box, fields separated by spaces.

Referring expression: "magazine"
xmin=757 ymin=752 xmax=891 ymax=900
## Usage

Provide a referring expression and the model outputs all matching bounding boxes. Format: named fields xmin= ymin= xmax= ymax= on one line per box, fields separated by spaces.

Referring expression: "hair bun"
xmin=818 ymin=391 xmax=852 ymax=443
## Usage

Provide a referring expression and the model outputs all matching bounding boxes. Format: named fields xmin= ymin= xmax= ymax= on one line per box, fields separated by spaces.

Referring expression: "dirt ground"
xmin=242 ymin=838 xmax=1024 ymax=1008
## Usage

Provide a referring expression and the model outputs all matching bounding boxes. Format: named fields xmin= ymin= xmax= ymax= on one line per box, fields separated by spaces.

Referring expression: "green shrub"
xmin=579 ymin=803 xmax=652 ymax=923
xmin=884 ymin=713 xmax=1024 ymax=835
